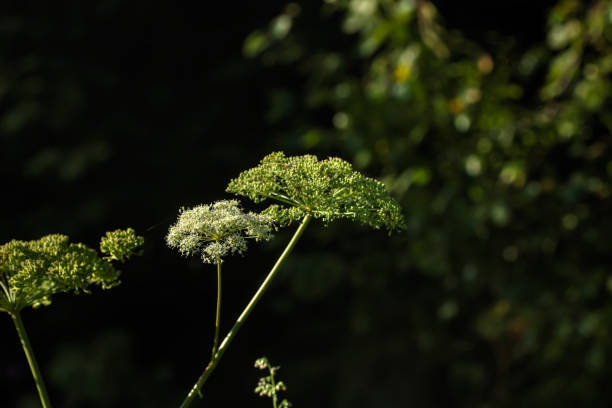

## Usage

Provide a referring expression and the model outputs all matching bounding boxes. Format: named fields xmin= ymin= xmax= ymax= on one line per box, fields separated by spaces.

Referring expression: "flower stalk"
xmin=0 ymin=228 xmax=143 ymax=408
xmin=211 ymin=260 xmax=222 ymax=359
xmin=178 ymin=214 xmax=312 ymax=408
xmin=11 ymin=310 xmax=53 ymax=408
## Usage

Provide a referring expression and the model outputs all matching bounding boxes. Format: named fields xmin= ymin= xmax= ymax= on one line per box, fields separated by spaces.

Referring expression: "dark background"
xmin=2 ymin=1 xmax=612 ymax=407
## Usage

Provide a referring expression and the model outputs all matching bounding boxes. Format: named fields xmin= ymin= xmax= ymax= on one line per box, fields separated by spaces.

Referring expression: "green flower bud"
xmin=0 ymin=229 xmax=143 ymax=313
xmin=226 ymin=152 xmax=406 ymax=231
xmin=100 ymin=228 xmax=144 ymax=262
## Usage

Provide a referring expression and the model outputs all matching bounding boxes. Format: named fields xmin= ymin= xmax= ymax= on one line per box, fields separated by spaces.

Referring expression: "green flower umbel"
xmin=226 ymin=152 xmax=406 ymax=232
xmin=1 ymin=228 xmax=143 ymax=408
xmin=166 ymin=200 xmax=274 ymax=264
xmin=0 ymin=228 xmax=144 ymax=313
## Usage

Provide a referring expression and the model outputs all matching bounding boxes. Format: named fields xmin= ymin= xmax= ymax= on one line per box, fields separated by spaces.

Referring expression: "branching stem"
xmin=0 ymin=277 xmax=11 ymax=300
xmin=266 ymin=193 xmax=303 ymax=208
xmin=11 ymin=310 xmax=53 ymax=408
xmin=178 ymin=214 xmax=312 ymax=408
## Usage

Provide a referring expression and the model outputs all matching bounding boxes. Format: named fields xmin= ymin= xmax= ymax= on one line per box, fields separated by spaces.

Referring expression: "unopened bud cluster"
xmin=0 ymin=229 xmax=143 ymax=312
xmin=254 ymin=356 xmax=292 ymax=407
xmin=227 ymin=152 xmax=406 ymax=231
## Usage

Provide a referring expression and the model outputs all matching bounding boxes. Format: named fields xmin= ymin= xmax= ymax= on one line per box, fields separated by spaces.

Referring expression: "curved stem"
xmin=11 ymin=310 xmax=53 ymax=408
xmin=178 ymin=214 xmax=312 ymax=408
xmin=211 ymin=260 xmax=222 ymax=358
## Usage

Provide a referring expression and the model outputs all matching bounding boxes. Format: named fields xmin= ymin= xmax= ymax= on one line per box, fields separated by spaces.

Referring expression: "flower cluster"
xmin=100 ymin=228 xmax=144 ymax=262
xmin=254 ymin=357 xmax=291 ymax=408
xmin=166 ymin=200 xmax=274 ymax=264
xmin=226 ymin=152 xmax=406 ymax=232
xmin=0 ymin=229 xmax=143 ymax=313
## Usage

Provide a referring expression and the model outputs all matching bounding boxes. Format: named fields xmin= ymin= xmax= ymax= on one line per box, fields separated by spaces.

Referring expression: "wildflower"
xmin=0 ymin=229 xmax=143 ymax=312
xmin=226 ymin=152 xmax=406 ymax=232
xmin=100 ymin=228 xmax=144 ymax=262
xmin=166 ymin=200 xmax=274 ymax=264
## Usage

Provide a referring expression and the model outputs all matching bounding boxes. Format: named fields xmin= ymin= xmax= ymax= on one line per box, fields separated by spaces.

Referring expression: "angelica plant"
xmin=254 ymin=357 xmax=292 ymax=408
xmin=167 ymin=200 xmax=273 ymax=265
xmin=178 ymin=152 xmax=404 ymax=407
xmin=226 ymin=151 xmax=405 ymax=231
xmin=166 ymin=200 xmax=273 ymax=368
xmin=0 ymin=228 xmax=143 ymax=408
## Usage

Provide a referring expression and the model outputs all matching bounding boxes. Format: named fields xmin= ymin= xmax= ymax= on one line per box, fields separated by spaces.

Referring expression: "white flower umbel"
xmin=167 ymin=200 xmax=274 ymax=380
xmin=178 ymin=154 xmax=405 ymax=408
xmin=166 ymin=200 xmax=273 ymax=264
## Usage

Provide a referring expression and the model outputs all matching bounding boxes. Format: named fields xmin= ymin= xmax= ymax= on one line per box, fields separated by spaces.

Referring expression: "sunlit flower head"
xmin=226 ymin=152 xmax=405 ymax=232
xmin=166 ymin=200 xmax=274 ymax=264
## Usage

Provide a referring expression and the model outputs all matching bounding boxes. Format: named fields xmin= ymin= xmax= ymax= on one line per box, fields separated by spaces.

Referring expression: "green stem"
xmin=269 ymin=367 xmax=278 ymax=408
xmin=11 ymin=310 xmax=53 ymax=408
xmin=178 ymin=214 xmax=312 ymax=408
xmin=265 ymin=192 xmax=304 ymax=208
xmin=211 ymin=260 xmax=222 ymax=358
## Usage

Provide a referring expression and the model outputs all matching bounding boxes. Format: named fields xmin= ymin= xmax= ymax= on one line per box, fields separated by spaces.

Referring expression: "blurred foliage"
xmin=244 ymin=0 xmax=612 ymax=406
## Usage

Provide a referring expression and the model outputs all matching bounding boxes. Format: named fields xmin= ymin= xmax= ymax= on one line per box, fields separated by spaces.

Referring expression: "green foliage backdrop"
xmin=244 ymin=1 xmax=612 ymax=406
